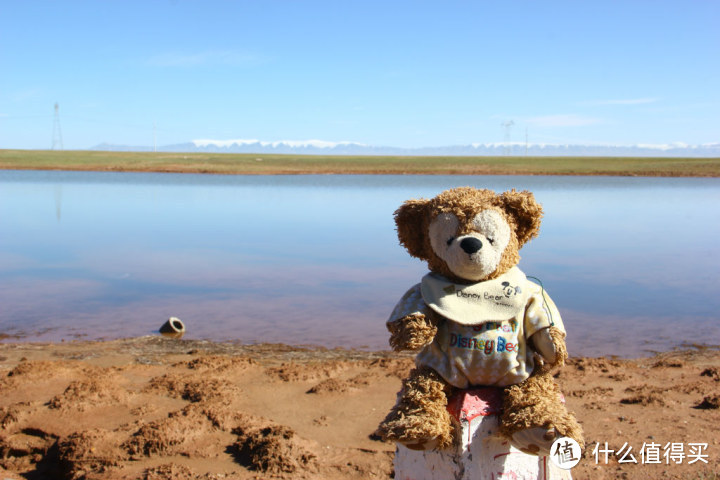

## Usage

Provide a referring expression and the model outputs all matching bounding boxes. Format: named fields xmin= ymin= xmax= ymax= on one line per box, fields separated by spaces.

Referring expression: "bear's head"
xmin=394 ymin=187 xmax=543 ymax=283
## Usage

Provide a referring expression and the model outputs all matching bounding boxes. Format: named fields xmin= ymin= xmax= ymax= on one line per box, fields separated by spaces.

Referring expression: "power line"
xmin=501 ymin=120 xmax=514 ymax=156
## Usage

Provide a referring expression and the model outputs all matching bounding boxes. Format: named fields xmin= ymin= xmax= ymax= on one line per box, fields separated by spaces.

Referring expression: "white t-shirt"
xmin=387 ymin=268 xmax=565 ymax=389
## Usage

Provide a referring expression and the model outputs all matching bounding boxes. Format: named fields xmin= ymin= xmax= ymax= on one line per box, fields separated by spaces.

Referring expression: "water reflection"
xmin=54 ymin=185 xmax=62 ymax=221
xmin=1 ymin=170 xmax=719 ymax=357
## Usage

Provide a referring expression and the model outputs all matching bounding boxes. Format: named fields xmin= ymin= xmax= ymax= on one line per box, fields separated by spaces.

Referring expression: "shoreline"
xmin=1 ymin=336 xmax=718 ymax=479
xmin=2 ymin=149 xmax=719 ymax=177
xmin=4 ymin=165 xmax=720 ymax=178
xmin=3 ymin=334 xmax=718 ymax=359
xmin=1 ymin=332 xmax=716 ymax=360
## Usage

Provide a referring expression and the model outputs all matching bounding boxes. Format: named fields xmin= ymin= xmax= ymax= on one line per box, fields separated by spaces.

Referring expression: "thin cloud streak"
xmin=9 ymin=88 xmax=45 ymax=103
xmin=576 ymin=98 xmax=659 ymax=106
xmin=147 ymin=50 xmax=267 ymax=68
xmin=524 ymin=114 xmax=602 ymax=127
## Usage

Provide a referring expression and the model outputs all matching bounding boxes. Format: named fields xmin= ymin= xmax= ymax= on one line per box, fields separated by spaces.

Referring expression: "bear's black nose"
xmin=460 ymin=237 xmax=483 ymax=254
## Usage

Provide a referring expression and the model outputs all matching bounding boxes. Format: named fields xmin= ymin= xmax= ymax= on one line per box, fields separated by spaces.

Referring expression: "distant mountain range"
xmin=91 ymin=139 xmax=720 ymax=157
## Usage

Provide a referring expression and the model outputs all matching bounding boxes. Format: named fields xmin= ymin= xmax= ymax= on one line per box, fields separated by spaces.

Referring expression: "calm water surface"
xmin=1 ymin=170 xmax=719 ymax=357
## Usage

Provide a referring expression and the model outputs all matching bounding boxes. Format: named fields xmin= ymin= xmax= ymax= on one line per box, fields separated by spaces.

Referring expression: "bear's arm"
xmin=386 ymin=284 xmax=439 ymax=352
xmin=525 ymin=285 xmax=568 ymax=367
xmin=530 ymin=327 xmax=567 ymax=367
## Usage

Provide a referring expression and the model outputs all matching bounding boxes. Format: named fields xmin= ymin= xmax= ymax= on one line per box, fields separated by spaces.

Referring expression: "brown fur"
xmin=500 ymin=372 xmax=584 ymax=450
xmin=533 ymin=326 xmax=569 ymax=375
xmin=375 ymin=367 xmax=456 ymax=449
xmin=394 ymin=187 xmax=542 ymax=282
xmin=548 ymin=326 xmax=568 ymax=368
xmin=379 ymin=187 xmax=583 ymax=453
xmin=387 ymin=313 xmax=439 ymax=351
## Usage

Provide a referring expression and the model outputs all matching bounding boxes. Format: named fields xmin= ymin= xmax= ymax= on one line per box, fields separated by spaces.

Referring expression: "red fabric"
xmin=447 ymin=387 xmax=504 ymax=422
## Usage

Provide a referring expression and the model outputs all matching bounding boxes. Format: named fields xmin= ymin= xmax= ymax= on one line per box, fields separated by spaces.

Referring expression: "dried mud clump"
xmin=198 ymin=403 xmax=248 ymax=432
xmin=174 ymin=355 xmax=256 ymax=373
xmin=5 ymin=361 xmax=53 ymax=378
xmin=567 ymin=357 xmax=623 ymax=373
xmin=0 ymin=428 xmax=59 ymax=473
xmin=366 ymin=357 xmax=414 ymax=378
xmin=143 ymin=463 xmax=196 ymax=480
xmin=232 ymin=421 xmax=317 ymax=475
xmin=1 ymin=360 xmax=81 ymax=388
xmin=57 ymin=429 xmax=126 ymax=479
xmin=123 ymin=403 xmax=241 ymax=459
xmin=620 ymin=392 xmax=666 ymax=406
xmin=0 ymin=403 xmax=30 ymax=429
xmin=651 ymin=359 xmax=684 ymax=368
xmin=330 ymin=452 xmax=395 ymax=479
xmin=306 ymin=372 xmax=374 ymax=395
xmin=700 ymin=367 xmax=720 ymax=381
xmin=306 ymin=378 xmax=347 ymax=394
xmin=49 ymin=377 xmax=128 ymax=411
xmin=568 ymin=386 xmax=614 ymax=398
xmin=266 ymin=361 xmax=351 ymax=382
xmin=124 ymin=406 xmax=209 ymax=457
xmin=674 ymin=381 xmax=707 ymax=394
xmin=145 ymin=373 xmax=241 ymax=403
xmin=695 ymin=395 xmax=720 ymax=410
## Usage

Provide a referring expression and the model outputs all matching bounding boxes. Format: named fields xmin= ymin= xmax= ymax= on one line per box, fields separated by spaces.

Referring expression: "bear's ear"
xmin=394 ymin=198 xmax=431 ymax=259
xmin=500 ymin=189 xmax=543 ymax=246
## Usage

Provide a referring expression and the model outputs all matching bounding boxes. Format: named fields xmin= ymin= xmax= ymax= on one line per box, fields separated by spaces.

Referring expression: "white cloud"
xmin=9 ymin=88 xmax=44 ymax=102
xmin=525 ymin=114 xmax=601 ymax=127
xmin=148 ymin=50 xmax=265 ymax=68
xmin=577 ymin=98 xmax=659 ymax=106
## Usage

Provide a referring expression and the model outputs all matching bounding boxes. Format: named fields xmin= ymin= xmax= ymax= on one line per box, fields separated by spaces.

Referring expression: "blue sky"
xmin=1 ymin=0 xmax=718 ymax=150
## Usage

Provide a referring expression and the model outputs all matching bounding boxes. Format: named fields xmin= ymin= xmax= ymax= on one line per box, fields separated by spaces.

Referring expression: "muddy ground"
xmin=0 ymin=337 xmax=718 ymax=479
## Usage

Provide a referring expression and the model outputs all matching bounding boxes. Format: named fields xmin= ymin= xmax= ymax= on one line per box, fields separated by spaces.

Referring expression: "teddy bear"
xmin=375 ymin=187 xmax=583 ymax=456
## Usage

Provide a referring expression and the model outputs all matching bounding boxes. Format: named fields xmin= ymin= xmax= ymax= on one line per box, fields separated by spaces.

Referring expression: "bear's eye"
xmin=446 ymin=237 xmax=455 ymax=246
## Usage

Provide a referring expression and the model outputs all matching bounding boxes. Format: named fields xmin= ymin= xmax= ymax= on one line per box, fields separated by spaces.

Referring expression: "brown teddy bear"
xmin=376 ymin=187 xmax=583 ymax=455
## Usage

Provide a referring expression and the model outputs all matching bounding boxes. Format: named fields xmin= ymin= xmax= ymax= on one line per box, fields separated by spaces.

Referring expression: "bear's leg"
xmin=499 ymin=372 xmax=584 ymax=456
xmin=376 ymin=366 xmax=456 ymax=450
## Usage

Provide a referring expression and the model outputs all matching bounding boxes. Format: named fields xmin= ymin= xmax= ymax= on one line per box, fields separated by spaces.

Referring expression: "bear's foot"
xmin=375 ymin=367 xmax=455 ymax=450
xmin=376 ymin=407 xmax=454 ymax=450
xmin=508 ymin=426 xmax=559 ymax=456
xmin=500 ymin=372 xmax=585 ymax=456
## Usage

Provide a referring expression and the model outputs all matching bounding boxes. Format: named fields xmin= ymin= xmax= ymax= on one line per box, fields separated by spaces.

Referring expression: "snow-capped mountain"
xmin=192 ymin=139 xmax=365 ymax=150
xmin=90 ymin=139 xmax=720 ymax=157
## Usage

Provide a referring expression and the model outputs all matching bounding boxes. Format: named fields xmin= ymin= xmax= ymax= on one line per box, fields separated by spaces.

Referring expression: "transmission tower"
xmin=52 ymin=102 xmax=64 ymax=150
xmin=501 ymin=120 xmax=514 ymax=156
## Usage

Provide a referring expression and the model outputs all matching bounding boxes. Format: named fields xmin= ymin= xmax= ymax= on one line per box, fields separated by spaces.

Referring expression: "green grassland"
xmin=1 ymin=149 xmax=718 ymax=176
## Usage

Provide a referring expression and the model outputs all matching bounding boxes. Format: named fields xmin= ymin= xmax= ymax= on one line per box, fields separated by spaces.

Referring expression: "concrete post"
xmin=393 ymin=387 xmax=572 ymax=480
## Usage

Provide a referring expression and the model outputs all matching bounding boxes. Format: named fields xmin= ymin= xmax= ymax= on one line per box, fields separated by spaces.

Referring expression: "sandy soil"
xmin=0 ymin=336 xmax=718 ymax=479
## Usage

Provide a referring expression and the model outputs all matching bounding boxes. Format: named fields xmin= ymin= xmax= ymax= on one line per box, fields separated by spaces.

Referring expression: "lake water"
xmin=1 ymin=170 xmax=719 ymax=357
